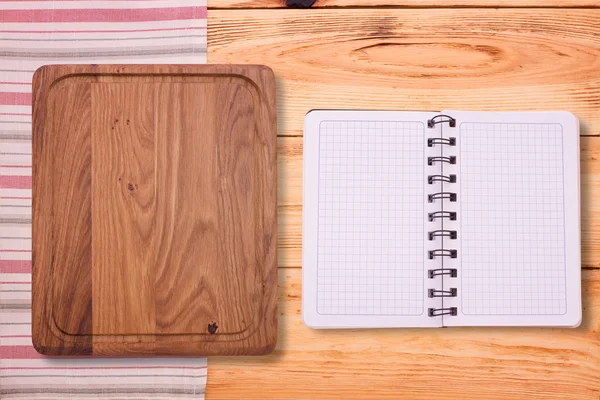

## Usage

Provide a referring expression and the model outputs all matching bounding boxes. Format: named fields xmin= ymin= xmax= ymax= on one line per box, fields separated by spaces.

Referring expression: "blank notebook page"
xmin=444 ymin=111 xmax=581 ymax=327
xmin=318 ymin=119 xmax=423 ymax=315
xmin=303 ymin=111 xmax=440 ymax=328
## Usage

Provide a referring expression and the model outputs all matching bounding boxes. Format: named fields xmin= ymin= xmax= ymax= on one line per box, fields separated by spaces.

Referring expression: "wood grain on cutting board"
xmin=32 ymin=64 xmax=278 ymax=356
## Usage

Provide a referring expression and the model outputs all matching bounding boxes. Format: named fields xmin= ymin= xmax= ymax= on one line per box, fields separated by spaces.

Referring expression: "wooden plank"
xmin=209 ymin=9 xmax=600 ymax=137
xmin=207 ymin=268 xmax=600 ymax=399
xmin=210 ymin=0 xmax=599 ymax=8
xmin=276 ymin=136 xmax=600 ymax=269
xmin=32 ymin=66 xmax=94 ymax=355
xmin=50 ymin=82 xmax=94 ymax=343
xmin=91 ymin=83 xmax=157 ymax=338
xmin=153 ymin=81 xmax=260 ymax=336
xmin=581 ymin=137 xmax=600 ymax=269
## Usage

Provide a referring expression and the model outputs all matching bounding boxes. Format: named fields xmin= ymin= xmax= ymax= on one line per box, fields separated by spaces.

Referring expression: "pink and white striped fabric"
xmin=0 ymin=1 xmax=208 ymax=398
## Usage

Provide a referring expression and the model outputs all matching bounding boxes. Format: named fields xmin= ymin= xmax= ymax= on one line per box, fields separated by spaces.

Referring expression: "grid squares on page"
xmin=316 ymin=120 xmax=425 ymax=316
xmin=460 ymin=123 xmax=567 ymax=316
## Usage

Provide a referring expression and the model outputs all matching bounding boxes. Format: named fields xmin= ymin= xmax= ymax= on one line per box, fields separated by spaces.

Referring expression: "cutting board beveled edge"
xmin=31 ymin=64 xmax=278 ymax=356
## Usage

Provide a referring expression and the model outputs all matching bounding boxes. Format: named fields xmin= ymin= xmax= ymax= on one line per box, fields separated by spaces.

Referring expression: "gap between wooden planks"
xmin=207 ymin=269 xmax=600 ymax=399
xmin=209 ymin=0 xmax=600 ymax=9
xmin=209 ymin=9 xmax=600 ymax=137
xmin=276 ymin=136 xmax=600 ymax=270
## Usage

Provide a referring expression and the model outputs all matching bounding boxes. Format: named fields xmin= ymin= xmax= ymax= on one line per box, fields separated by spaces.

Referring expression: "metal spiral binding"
xmin=427 ymin=156 xmax=455 ymax=166
xmin=428 ymin=230 xmax=457 ymax=240
xmin=427 ymin=114 xmax=458 ymax=318
xmin=428 ymin=288 xmax=457 ymax=298
xmin=428 ymin=137 xmax=456 ymax=147
xmin=427 ymin=114 xmax=456 ymax=128
xmin=428 ymin=174 xmax=456 ymax=184
xmin=428 ymin=249 xmax=457 ymax=259
xmin=428 ymin=268 xmax=457 ymax=278
xmin=428 ymin=211 xmax=456 ymax=222
xmin=428 ymin=307 xmax=457 ymax=317
xmin=428 ymin=192 xmax=456 ymax=203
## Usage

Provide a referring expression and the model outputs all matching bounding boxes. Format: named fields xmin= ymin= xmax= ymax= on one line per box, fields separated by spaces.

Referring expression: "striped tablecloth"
xmin=0 ymin=1 xmax=208 ymax=398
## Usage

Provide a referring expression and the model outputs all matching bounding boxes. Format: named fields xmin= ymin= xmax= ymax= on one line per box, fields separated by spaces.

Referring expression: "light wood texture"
xmin=92 ymin=83 xmax=157 ymax=340
xmin=210 ymin=0 xmax=600 ymax=8
xmin=32 ymin=64 xmax=278 ymax=356
xmin=207 ymin=7 xmax=600 ymax=398
xmin=208 ymin=268 xmax=600 ymax=399
xmin=209 ymin=9 xmax=600 ymax=137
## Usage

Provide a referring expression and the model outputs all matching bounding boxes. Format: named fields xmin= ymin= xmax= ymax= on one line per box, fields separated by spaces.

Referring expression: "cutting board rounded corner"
xmin=30 ymin=334 xmax=76 ymax=357
xmin=31 ymin=331 xmax=55 ymax=357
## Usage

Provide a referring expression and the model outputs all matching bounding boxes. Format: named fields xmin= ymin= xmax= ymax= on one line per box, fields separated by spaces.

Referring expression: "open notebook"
xmin=302 ymin=110 xmax=581 ymax=328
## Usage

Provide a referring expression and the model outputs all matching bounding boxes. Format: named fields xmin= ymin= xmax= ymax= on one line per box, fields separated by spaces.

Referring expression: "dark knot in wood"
xmin=285 ymin=0 xmax=316 ymax=8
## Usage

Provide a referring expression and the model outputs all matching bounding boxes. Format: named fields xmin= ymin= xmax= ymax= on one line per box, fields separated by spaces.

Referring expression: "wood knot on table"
xmin=285 ymin=0 xmax=316 ymax=8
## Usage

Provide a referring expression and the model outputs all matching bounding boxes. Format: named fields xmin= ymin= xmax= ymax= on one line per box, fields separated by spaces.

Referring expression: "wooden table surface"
xmin=206 ymin=0 xmax=600 ymax=398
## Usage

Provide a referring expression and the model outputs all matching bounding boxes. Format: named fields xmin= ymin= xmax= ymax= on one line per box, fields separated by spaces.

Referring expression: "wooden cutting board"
xmin=31 ymin=64 xmax=278 ymax=356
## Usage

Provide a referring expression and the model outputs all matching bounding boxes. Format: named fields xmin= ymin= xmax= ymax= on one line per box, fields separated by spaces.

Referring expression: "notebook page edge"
xmin=302 ymin=110 xmax=443 ymax=328
xmin=441 ymin=110 xmax=581 ymax=328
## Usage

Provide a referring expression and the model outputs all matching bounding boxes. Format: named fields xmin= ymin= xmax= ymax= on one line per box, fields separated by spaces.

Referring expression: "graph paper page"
xmin=302 ymin=110 xmax=441 ymax=328
xmin=442 ymin=111 xmax=581 ymax=327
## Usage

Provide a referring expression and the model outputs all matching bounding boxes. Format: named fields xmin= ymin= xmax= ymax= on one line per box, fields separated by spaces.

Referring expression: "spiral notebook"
xmin=302 ymin=110 xmax=581 ymax=328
